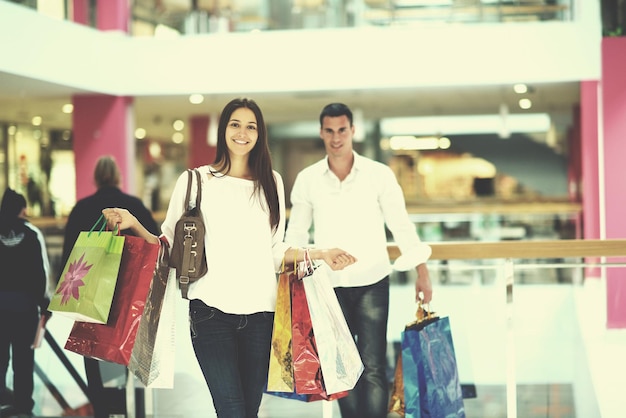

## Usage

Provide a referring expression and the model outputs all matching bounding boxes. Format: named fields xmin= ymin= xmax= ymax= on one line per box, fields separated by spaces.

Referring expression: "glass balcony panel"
xmin=2 ymin=0 xmax=576 ymax=35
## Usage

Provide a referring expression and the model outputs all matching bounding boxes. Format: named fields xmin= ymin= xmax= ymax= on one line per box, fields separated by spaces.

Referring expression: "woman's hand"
xmin=101 ymin=208 xmax=160 ymax=244
xmin=313 ymin=248 xmax=357 ymax=271
xmin=102 ymin=208 xmax=136 ymax=231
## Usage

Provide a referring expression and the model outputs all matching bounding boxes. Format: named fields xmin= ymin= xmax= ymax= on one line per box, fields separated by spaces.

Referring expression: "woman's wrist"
xmin=308 ymin=248 xmax=326 ymax=260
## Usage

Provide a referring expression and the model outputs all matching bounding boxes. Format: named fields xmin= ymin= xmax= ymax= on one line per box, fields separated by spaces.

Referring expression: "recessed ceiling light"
xmin=135 ymin=128 xmax=147 ymax=139
xmin=62 ymin=104 xmax=74 ymax=114
xmin=172 ymin=132 xmax=184 ymax=144
xmin=173 ymin=119 xmax=185 ymax=131
xmin=513 ymin=84 xmax=528 ymax=94
xmin=189 ymin=94 xmax=204 ymax=105
xmin=518 ymin=98 xmax=532 ymax=109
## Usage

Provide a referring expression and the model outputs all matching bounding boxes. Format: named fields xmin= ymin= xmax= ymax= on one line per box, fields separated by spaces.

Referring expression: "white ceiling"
xmin=0 ymin=69 xmax=580 ymax=142
xmin=0 ymin=0 xmax=589 ymax=144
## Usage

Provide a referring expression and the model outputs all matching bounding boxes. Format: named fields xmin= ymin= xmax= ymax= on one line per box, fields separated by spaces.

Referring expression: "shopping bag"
xmin=290 ymin=268 xmax=324 ymax=395
xmin=266 ymin=262 xmax=295 ymax=392
xmin=128 ymin=238 xmax=177 ymax=388
xmin=398 ymin=304 xmax=466 ymax=418
xmin=138 ymin=267 xmax=177 ymax=389
xmin=64 ymin=235 xmax=160 ymax=365
xmin=49 ymin=215 xmax=125 ymax=323
xmin=266 ymin=257 xmax=348 ymax=402
xmin=301 ymin=264 xmax=364 ymax=395
xmin=389 ymin=354 xmax=405 ymax=415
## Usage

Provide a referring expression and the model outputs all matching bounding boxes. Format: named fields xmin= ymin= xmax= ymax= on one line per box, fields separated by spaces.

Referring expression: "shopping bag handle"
xmin=88 ymin=214 xmax=120 ymax=237
xmin=417 ymin=299 xmax=435 ymax=321
xmin=279 ymin=249 xmax=299 ymax=274
xmin=279 ymin=248 xmax=315 ymax=277
xmin=301 ymin=249 xmax=314 ymax=278
xmin=406 ymin=300 xmax=439 ymax=329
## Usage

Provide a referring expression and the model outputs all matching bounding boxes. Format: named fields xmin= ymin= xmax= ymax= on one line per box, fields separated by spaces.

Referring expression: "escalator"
xmin=18 ymin=321 xmax=145 ymax=418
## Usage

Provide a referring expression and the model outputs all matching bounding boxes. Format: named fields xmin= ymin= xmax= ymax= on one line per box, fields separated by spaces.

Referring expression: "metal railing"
xmin=384 ymin=238 xmax=626 ymax=418
xmin=33 ymin=238 xmax=626 ymax=417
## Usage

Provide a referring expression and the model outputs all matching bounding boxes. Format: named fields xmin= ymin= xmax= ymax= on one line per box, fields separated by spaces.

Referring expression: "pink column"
xmin=97 ymin=0 xmax=130 ymax=32
xmin=71 ymin=0 xmax=90 ymax=25
xmin=72 ymin=95 xmax=135 ymax=199
xmin=189 ymin=115 xmax=217 ymax=169
xmin=601 ymin=37 xmax=626 ymax=328
xmin=70 ymin=0 xmax=135 ymax=199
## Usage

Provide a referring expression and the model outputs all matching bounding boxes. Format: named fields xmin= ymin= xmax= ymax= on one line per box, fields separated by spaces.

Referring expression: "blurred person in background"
xmin=59 ymin=155 xmax=159 ymax=418
xmin=0 ymin=188 xmax=51 ymax=418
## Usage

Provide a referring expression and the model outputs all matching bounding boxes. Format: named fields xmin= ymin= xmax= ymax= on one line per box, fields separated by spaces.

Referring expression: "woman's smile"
xmin=225 ymin=107 xmax=258 ymax=156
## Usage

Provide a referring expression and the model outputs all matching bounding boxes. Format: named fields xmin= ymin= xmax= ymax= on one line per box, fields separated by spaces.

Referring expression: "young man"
xmin=285 ymin=103 xmax=433 ymax=418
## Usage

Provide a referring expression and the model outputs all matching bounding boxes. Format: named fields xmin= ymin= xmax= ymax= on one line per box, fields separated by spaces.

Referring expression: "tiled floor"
xmin=28 ymin=279 xmax=622 ymax=418
xmin=29 ymin=338 xmax=581 ymax=418
xmin=256 ymin=383 xmax=576 ymax=418
xmin=30 ymin=383 xmax=575 ymax=418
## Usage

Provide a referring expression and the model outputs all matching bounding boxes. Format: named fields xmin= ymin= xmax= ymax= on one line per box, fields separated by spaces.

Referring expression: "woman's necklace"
xmin=208 ymin=167 xmax=226 ymax=178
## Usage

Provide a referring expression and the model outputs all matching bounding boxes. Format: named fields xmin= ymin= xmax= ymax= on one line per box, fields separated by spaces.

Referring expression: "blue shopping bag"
xmin=400 ymin=312 xmax=465 ymax=418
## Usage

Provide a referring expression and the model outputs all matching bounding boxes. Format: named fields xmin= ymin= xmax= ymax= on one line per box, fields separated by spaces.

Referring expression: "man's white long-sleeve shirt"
xmin=285 ymin=152 xmax=431 ymax=288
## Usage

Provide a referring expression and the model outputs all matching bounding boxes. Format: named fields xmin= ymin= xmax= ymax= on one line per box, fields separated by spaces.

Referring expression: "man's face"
xmin=320 ymin=115 xmax=354 ymax=158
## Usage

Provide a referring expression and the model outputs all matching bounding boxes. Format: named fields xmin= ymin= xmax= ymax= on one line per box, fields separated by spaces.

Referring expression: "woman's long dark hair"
xmin=212 ymin=97 xmax=280 ymax=232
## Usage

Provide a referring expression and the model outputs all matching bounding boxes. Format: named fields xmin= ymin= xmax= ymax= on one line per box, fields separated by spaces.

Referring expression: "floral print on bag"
xmin=55 ymin=253 xmax=92 ymax=304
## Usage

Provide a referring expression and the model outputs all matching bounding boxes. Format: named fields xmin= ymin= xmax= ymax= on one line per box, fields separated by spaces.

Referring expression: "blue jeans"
xmin=335 ymin=277 xmax=390 ymax=418
xmin=189 ymin=300 xmax=274 ymax=418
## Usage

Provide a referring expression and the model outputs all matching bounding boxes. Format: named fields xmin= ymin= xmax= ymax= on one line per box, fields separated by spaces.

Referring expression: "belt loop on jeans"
xmin=237 ymin=315 xmax=248 ymax=330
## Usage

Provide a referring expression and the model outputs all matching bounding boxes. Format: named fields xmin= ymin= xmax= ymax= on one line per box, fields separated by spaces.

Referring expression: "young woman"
xmin=102 ymin=97 xmax=356 ymax=418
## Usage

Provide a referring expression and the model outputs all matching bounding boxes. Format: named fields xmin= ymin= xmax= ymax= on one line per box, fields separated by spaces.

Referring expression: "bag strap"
xmin=193 ymin=168 xmax=202 ymax=210
xmin=184 ymin=169 xmax=194 ymax=211
xmin=179 ymin=168 xmax=204 ymax=299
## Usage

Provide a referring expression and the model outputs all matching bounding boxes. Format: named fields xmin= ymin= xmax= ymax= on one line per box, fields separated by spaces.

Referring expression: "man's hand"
xmin=415 ymin=263 xmax=433 ymax=303
xmin=317 ymin=248 xmax=357 ymax=271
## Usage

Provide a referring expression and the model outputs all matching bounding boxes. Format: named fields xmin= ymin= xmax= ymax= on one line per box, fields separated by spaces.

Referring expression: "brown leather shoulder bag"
xmin=169 ymin=168 xmax=208 ymax=298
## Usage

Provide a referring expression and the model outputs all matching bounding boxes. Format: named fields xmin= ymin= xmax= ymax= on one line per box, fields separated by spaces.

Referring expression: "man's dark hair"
xmin=319 ymin=103 xmax=353 ymax=126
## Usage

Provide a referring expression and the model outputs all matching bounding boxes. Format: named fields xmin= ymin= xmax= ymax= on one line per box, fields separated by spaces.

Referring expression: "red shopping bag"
xmin=290 ymin=272 xmax=325 ymax=395
xmin=64 ymin=235 xmax=161 ymax=365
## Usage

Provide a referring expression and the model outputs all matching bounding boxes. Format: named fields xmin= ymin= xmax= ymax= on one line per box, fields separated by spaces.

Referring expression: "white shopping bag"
xmin=302 ymin=264 xmax=364 ymax=395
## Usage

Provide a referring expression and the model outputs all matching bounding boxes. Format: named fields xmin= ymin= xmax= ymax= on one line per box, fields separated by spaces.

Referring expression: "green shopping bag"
xmin=48 ymin=215 xmax=125 ymax=324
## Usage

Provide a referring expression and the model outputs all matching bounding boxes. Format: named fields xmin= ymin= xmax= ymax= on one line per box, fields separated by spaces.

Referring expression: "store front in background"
xmin=0 ymin=122 xmax=66 ymax=217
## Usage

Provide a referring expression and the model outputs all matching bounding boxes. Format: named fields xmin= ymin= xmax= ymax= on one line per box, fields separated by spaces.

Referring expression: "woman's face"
xmin=225 ymin=107 xmax=258 ymax=158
